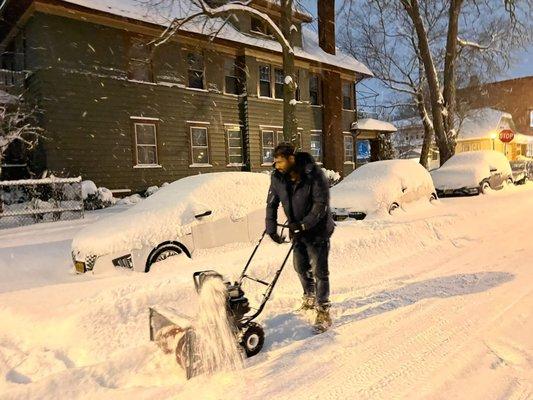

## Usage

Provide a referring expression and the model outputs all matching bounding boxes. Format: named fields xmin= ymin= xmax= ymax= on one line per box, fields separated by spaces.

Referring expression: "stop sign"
xmin=499 ymin=129 xmax=514 ymax=143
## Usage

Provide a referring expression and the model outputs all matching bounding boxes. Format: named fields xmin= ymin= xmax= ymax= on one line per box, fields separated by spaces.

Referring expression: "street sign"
xmin=499 ymin=129 xmax=514 ymax=143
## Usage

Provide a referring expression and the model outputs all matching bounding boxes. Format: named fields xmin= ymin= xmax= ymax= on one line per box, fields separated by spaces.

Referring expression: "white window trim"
xmin=310 ymin=131 xmax=323 ymax=163
xmin=130 ymin=116 xmax=159 ymax=121
xmin=258 ymin=64 xmax=273 ymax=98
xmin=133 ymin=122 xmax=159 ymax=167
xmin=343 ymin=134 xmax=354 ymax=163
xmin=261 ymin=129 xmax=276 ymax=165
xmin=226 ymin=126 xmax=244 ymax=166
xmin=190 ymin=126 xmax=211 ymax=166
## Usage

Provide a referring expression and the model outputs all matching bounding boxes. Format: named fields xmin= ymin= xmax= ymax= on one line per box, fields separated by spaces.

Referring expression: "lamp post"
xmin=490 ymin=132 xmax=497 ymax=150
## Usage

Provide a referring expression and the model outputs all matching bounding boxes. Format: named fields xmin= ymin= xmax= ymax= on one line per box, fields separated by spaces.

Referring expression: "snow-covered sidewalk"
xmin=0 ymin=185 xmax=532 ymax=399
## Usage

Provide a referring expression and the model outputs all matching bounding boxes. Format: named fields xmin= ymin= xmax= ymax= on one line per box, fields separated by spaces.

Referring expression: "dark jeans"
xmin=293 ymin=236 xmax=330 ymax=306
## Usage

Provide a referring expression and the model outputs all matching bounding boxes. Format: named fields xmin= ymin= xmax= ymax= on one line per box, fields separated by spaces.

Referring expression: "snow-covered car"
xmin=71 ymin=172 xmax=270 ymax=273
xmin=431 ymin=151 xmax=513 ymax=196
xmin=510 ymin=160 xmax=531 ymax=185
xmin=330 ymin=160 xmax=437 ymax=221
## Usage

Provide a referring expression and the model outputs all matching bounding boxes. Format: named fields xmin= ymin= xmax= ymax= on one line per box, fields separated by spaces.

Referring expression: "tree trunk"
xmin=401 ymin=0 xmax=453 ymax=165
xmin=416 ymin=92 xmax=434 ymax=169
xmin=281 ymin=0 xmax=298 ymax=145
xmin=442 ymin=0 xmax=463 ymax=155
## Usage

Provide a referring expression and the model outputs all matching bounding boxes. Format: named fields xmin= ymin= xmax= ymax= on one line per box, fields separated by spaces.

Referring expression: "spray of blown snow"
xmin=194 ymin=277 xmax=244 ymax=375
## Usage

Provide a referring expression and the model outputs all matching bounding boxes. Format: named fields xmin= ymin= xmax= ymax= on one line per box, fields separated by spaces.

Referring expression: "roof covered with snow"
xmin=54 ymin=0 xmax=372 ymax=76
xmin=392 ymin=117 xmax=423 ymax=130
xmin=456 ymin=108 xmax=513 ymax=141
xmin=352 ymin=118 xmax=397 ymax=132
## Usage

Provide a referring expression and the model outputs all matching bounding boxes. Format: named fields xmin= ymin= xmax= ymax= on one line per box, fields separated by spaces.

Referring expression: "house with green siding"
xmin=0 ymin=0 xmax=375 ymax=193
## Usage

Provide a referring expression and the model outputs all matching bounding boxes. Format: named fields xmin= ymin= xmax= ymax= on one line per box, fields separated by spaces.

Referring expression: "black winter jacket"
xmin=265 ymin=152 xmax=335 ymax=240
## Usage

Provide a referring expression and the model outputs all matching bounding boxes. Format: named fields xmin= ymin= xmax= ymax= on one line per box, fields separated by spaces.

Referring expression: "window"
xmin=344 ymin=135 xmax=354 ymax=163
xmin=295 ymin=69 xmax=301 ymax=101
xmin=275 ymin=68 xmax=284 ymax=99
xmin=309 ymin=74 xmax=321 ymax=105
xmin=134 ymin=123 xmax=158 ymax=165
xmin=259 ymin=65 xmax=272 ymax=97
xmin=224 ymin=58 xmax=239 ymax=95
xmin=530 ymin=110 xmax=533 ymax=128
xmin=251 ymin=16 xmax=272 ymax=36
xmin=128 ymin=37 xmax=152 ymax=82
xmin=190 ymin=126 xmax=210 ymax=164
xmin=310 ymin=132 xmax=322 ymax=163
xmin=262 ymin=130 xmax=275 ymax=164
xmin=260 ymin=130 xmax=303 ymax=164
xmin=342 ymin=81 xmax=352 ymax=110
xmin=227 ymin=127 xmax=243 ymax=165
xmin=187 ymin=52 xmax=204 ymax=89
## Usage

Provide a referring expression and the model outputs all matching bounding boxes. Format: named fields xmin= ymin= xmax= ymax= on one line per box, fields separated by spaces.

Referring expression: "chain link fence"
xmin=0 ymin=177 xmax=84 ymax=229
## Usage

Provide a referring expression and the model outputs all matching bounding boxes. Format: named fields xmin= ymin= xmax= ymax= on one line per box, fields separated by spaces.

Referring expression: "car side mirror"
xmin=194 ymin=210 xmax=212 ymax=219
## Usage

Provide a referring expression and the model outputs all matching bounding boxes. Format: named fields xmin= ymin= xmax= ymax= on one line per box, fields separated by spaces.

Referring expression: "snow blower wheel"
xmin=240 ymin=322 xmax=265 ymax=357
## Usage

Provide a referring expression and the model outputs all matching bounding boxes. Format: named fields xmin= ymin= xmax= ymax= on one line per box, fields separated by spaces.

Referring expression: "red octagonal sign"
xmin=499 ymin=129 xmax=514 ymax=143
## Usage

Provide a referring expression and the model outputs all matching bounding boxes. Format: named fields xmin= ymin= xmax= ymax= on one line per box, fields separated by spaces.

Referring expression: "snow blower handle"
xmin=239 ymin=223 xmax=290 ymax=283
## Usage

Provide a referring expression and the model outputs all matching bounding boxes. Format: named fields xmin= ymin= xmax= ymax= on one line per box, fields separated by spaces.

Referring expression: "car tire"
xmin=145 ymin=243 xmax=186 ymax=272
xmin=481 ymin=181 xmax=490 ymax=194
xmin=506 ymin=178 xmax=514 ymax=187
xmin=388 ymin=202 xmax=400 ymax=215
xmin=429 ymin=192 xmax=438 ymax=202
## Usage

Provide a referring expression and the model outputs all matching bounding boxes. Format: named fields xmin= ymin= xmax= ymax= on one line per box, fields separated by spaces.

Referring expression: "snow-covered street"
xmin=0 ymin=185 xmax=532 ymax=399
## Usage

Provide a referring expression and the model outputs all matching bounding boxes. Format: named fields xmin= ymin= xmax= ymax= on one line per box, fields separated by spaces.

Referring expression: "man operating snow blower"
xmin=266 ymin=142 xmax=335 ymax=332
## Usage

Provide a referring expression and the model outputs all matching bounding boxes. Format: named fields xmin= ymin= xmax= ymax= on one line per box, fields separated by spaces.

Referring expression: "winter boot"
xmin=296 ymin=295 xmax=316 ymax=312
xmin=313 ymin=304 xmax=332 ymax=333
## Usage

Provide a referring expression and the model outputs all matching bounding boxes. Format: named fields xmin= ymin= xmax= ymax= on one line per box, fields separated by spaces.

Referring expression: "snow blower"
xmin=149 ymin=227 xmax=294 ymax=379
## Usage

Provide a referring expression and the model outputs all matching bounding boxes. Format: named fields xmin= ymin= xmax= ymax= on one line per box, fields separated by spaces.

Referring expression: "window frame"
xmin=187 ymin=51 xmax=205 ymax=90
xmin=343 ymin=134 xmax=354 ymax=164
xmin=258 ymin=64 xmax=273 ymax=98
xmin=309 ymin=73 xmax=322 ymax=106
xmin=261 ymin=129 xmax=276 ymax=165
xmin=250 ymin=16 xmax=273 ymax=36
xmin=310 ymin=131 xmax=323 ymax=163
xmin=226 ymin=125 xmax=244 ymax=166
xmin=274 ymin=68 xmax=284 ymax=99
xmin=224 ymin=57 xmax=240 ymax=95
xmin=189 ymin=125 xmax=211 ymax=166
xmin=342 ymin=81 xmax=353 ymax=110
xmin=133 ymin=121 xmax=159 ymax=167
xmin=127 ymin=35 xmax=153 ymax=83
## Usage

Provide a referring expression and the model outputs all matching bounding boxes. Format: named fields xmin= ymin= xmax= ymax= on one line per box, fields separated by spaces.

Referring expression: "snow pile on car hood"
xmin=72 ymin=172 xmax=270 ymax=257
xmin=331 ymin=160 xmax=435 ymax=214
xmin=431 ymin=151 xmax=512 ymax=190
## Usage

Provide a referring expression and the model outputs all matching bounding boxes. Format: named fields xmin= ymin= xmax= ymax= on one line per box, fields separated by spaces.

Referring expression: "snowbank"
xmin=72 ymin=172 xmax=270 ymax=257
xmin=431 ymin=151 xmax=512 ymax=190
xmin=331 ymin=160 xmax=435 ymax=213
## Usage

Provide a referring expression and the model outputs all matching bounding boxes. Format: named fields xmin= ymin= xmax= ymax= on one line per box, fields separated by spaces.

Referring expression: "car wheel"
xmin=480 ymin=181 xmax=490 ymax=194
xmin=388 ymin=202 xmax=400 ymax=215
xmin=145 ymin=243 xmax=185 ymax=272
xmin=506 ymin=178 xmax=514 ymax=187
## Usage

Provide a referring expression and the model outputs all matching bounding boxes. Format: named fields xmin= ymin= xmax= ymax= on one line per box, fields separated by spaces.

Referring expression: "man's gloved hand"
xmin=288 ymin=222 xmax=305 ymax=237
xmin=269 ymin=232 xmax=286 ymax=244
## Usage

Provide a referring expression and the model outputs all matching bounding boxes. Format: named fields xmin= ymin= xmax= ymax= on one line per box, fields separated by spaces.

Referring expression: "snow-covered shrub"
xmin=144 ymin=185 xmax=159 ymax=197
xmin=83 ymin=181 xmax=116 ymax=210
xmin=116 ymin=193 xmax=143 ymax=205
xmin=322 ymin=168 xmax=341 ymax=187
xmin=81 ymin=180 xmax=97 ymax=200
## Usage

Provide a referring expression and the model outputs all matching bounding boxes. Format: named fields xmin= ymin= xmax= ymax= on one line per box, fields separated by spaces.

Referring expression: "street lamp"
xmin=490 ymin=132 xmax=497 ymax=150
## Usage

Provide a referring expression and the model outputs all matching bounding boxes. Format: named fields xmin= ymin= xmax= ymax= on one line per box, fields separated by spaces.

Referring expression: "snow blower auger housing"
xmin=149 ymin=227 xmax=293 ymax=379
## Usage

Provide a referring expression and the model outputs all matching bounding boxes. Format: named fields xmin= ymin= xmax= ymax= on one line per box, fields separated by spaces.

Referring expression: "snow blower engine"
xmin=148 ymin=228 xmax=294 ymax=379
